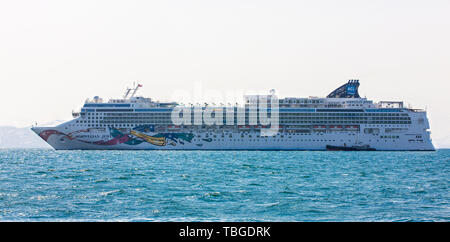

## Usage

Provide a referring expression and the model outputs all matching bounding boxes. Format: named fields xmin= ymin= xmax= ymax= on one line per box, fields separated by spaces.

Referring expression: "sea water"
xmin=0 ymin=149 xmax=448 ymax=221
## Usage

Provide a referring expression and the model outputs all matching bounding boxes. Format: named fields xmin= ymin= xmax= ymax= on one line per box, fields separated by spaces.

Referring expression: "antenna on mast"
xmin=123 ymin=81 xmax=143 ymax=99
xmin=123 ymin=86 xmax=132 ymax=99
xmin=130 ymin=81 xmax=143 ymax=98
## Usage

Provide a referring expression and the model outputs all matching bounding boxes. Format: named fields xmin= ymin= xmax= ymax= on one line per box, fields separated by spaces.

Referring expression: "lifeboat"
xmin=167 ymin=125 xmax=181 ymax=132
xmin=238 ymin=125 xmax=250 ymax=130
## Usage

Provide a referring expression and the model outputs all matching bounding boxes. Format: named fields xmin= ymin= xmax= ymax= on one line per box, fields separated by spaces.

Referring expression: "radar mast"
xmin=123 ymin=82 xmax=143 ymax=99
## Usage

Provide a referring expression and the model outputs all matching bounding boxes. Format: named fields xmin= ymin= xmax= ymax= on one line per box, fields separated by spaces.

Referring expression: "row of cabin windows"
xmin=84 ymin=112 xmax=408 ymax=117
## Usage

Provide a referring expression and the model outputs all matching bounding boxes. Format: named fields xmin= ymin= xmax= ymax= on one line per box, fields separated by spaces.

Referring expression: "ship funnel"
xmin=327 ymin=80 xmax=360 ymax=98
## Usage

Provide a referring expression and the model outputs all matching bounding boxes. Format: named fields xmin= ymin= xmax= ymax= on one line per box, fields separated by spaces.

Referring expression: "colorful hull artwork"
xmin=130 ymin=130 xmax=166 ymax=146
xmin=38 ymin=126 xmax=195 ymax=147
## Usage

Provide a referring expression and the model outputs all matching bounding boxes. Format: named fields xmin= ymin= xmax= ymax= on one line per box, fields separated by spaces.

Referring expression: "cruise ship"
xmin=31 ymin=81 xmax=435 ymax=151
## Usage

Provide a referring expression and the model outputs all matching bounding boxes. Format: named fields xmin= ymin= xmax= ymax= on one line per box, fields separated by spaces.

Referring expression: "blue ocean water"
xmin=0 ymin=149 xmax=448 ymax=221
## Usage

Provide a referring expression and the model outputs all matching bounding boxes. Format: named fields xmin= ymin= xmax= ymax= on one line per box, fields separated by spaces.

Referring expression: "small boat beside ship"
xmin=326 ymin=144 xmax=376 ymax=151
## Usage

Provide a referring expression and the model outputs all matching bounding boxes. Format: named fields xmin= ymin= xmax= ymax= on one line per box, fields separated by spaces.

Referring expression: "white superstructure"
xmin=32 ymin=81 xmax=435 ymax=151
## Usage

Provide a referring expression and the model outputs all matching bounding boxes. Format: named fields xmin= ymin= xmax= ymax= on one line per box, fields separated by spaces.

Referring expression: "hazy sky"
xmin=1 ymin=0 xmax=449 ymax=147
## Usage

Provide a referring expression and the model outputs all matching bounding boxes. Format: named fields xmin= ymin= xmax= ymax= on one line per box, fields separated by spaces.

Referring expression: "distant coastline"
xmin=1 ymin=124 xmax=449 ymax=149
xmin=0 ymin=126 xmax=50 ymax=149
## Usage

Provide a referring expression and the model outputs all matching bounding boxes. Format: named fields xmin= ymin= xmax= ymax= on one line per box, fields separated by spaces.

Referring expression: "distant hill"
xmin=0 ymin=121 xmax=65 ymax=149
xmin=0 ymin=121 xmax=448 ymax=149
xmin=434 ymin=135 xmax=450 ymax=149
xmin=0 ymin=126 xmax=50 ymax=149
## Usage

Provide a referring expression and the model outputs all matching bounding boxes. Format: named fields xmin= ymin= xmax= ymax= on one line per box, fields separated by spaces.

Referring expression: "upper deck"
xmin=74 ymin=80 xmax=423 ymax=118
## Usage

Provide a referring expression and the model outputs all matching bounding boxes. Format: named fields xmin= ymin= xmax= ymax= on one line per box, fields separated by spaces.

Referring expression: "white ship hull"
xmin=31 ymin=125 xmax=435 ymax=151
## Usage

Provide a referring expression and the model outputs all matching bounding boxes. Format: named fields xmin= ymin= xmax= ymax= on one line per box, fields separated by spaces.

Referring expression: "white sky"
xmin=0 ymin=0 xmax=449 ymax=147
